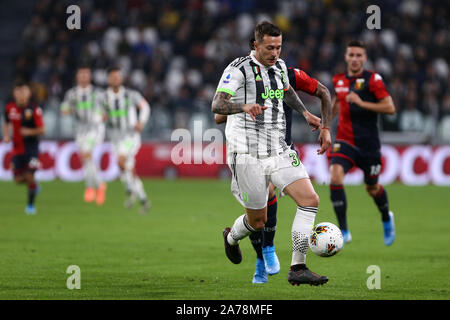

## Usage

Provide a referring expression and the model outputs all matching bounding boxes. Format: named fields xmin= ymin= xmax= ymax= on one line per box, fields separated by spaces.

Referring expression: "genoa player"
xmin=2 ymin=81 xmax=45 ymax=214
xmin=329 ymin=41 xmax=396 ymax=245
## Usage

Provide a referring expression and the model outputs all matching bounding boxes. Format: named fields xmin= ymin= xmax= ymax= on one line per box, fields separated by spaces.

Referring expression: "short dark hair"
xmin=249 ymin=37 xmax=255 ymax=50
xmin=254 ymin=21 xmax=281 ymax=43
xmin=347 ymin=40 xmax=366 ymax=49
xmin=107 ymin=66 xmax=121 ymax=74
xmin=77 ymin=63 xmax=91 ymax=70
xmin=13 ymin=78 xmax=29 ymax=88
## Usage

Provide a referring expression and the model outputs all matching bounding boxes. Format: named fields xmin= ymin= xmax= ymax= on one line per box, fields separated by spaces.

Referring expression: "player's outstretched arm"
xmin=284 ymin=85 xmax=320 ymax=131
xmin=211 ymin=91 xmax=267 ymax=121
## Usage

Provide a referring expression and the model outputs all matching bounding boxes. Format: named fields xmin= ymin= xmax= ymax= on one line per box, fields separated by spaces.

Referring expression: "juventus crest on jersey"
xmin=104 ymin=86 xmax=150 ymax=133
xmin=216 ymin=51 xmax=290 ymax=158
xmin=61 ymin=85 xmax=105 ymax=128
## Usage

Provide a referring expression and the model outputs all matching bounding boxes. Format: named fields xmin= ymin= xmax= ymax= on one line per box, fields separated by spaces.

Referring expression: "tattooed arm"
xmin=284 ymin=84 xmax=332 ymax=155
xmin=313 ymin=81 xmax=332 ymax=129
xmin=313 ymin=82 xmax=333 ymax=154
xmin=211 ymin=91 xmax=267 ymax=121
xmin=283 ymin=85 xmax=321 ymax=130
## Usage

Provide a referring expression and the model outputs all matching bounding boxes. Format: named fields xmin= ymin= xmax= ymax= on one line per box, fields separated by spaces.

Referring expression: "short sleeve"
xmin=216 ymin=66 xmax=245 ymax=96
xmin=369 ymin=73 xmax=390 ymax=100
xmin=278 ymin=60 xmax=289 ymax=91
xmin=34 ymin=106 xmax=44 ymax=127
xmin=290 ymin=68 xmax=318 ymax=94
xmin=131 ymin=90 xmax=144 ymax=106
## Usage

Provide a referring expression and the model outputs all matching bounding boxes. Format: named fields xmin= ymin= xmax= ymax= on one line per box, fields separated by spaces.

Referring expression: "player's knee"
xmin=118 ymin=157 xmax=126 ymax=170
xmin=246 ymin=214 xmax=266 ymax=231
xmin=310 ymin=192 xmax=320 ymax=207
xmin=252 ymin=219 xmax=266 ymax=231
xmin=301 ymin=191 xmax=320 ymax=207
xmin=14 ymin=175 xmax=24 ymax=184
xmin=366 ymin=184 xmax=379 ymax=197
xmin=329 ymin=170 xmax=345 ymax=185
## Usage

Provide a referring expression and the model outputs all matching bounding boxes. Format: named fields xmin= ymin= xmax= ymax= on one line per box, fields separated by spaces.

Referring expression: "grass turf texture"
xmin=0 ymin=179 xmax=449 ymax=300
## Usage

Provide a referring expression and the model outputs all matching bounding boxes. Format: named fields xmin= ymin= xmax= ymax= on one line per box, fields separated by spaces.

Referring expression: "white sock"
xmin=291 ymin=206 xmax=317 ymax=266
xmin=227 ymin=214 xmax=255 ymax=245
xmin=84 ymin=159 xmax=100 ymax=188
xmin=133 ymin=176 xmax=147 ymax=201
xmin=121 ymin=170 xmax=135 ymax=194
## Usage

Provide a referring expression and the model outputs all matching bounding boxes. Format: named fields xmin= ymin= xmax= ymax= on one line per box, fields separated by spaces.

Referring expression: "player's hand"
xmin=20 ymin=128 xmax=33 ymax=136
xmin=346 ymin=91 xmax=363 ymax=106
xmin=242 ymin=104 xmax=268 ymax=121
xmin=135 ymin=122 xmax=144 ymax=132
xmin=303 ymin=111 xmax=321 ymax=132
xmin=2 ymin=136 xmax=11 ymax=143
xmin=317 ymin=128 xmax=331 ymax=155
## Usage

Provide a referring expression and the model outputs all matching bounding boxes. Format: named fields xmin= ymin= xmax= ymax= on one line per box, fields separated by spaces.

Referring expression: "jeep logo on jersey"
xmin=261 ymin=86 xmax=284 ymax=100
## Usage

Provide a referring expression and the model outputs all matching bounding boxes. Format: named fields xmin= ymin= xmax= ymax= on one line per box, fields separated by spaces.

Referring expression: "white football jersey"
xmin=216 ymin=51 xmax=290 ymax=158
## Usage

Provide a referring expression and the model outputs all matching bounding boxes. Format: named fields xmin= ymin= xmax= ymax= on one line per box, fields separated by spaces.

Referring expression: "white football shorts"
xmin=228 ymin=149 xmax=309 ymax=210
xmin=75 ymin=125 xmax=105 ymax=154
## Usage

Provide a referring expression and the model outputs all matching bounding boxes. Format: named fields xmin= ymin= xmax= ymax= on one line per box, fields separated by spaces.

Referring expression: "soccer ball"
xmin=309 ymin=222 xmax=344 ymax=257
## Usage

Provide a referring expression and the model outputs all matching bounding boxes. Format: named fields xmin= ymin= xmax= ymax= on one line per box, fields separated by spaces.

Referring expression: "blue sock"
xmin=330 ymin=184 xmax=348 ymax=230
xmin=372 ymin=185 xmax=390 ymax=222
xmin=263 ymin=195 xmax=277 ymax=247
xmin=28 ymin=182 xmax=37 ymax=206
xmin=249 ymin=232 xmax=263 ymax=260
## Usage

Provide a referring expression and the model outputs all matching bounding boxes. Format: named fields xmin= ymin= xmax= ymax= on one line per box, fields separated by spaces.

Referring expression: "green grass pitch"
xmin=0 ymin=179 xmax=449 ymax=300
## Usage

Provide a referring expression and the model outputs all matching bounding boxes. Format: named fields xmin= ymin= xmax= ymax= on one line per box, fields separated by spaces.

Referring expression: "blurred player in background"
xmin=61 ymin=66 xmax=107 ymax=205
xmin=2 ymin=80 xmax=45 ymax=214
xmin=329 ymin=41 xmax=396 ymax=245
xmin=105 ymin=67 xmax=151 ymax=214
xmin=215 ymin=38 xmax=332 ymax=284
xmin=212 ymin=21 xmax=331 ymax=286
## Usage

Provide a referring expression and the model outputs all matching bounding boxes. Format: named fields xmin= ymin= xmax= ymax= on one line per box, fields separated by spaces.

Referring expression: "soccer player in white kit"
xmin=211 ymin=22 xmax=332 ymax=286
xmin=105 ymin=67 xmax=151 ymax=214
xmin=61 ymin=66 xmax=107 ymax=205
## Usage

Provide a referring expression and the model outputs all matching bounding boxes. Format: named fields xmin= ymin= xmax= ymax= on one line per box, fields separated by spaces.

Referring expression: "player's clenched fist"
xmin=242 ymin=104 xmax=268 ymax=121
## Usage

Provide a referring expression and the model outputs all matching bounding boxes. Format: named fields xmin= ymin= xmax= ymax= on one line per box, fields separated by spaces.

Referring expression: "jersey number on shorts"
xmin=289 ymin=152 xmax=300 ymax=167
xmin=370 ymin=164 xmax=381 ymax=176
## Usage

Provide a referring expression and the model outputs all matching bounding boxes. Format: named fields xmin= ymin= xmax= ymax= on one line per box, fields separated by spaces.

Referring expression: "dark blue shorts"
xmin=11 ymin=151 xmax=40 ymax=176
xmin=328 ymin=140 xmax=382 ymax=186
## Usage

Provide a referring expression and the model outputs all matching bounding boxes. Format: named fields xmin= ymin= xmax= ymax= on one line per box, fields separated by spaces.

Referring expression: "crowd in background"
xmin=8 ymin=0 xmax=450 ymax=143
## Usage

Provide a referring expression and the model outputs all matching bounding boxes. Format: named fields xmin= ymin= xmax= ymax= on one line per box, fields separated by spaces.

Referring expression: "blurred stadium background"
xmin=1 ymin=0 xmax=448 ymax=141
xmin=0 ymin=0 xmax=449 ymax=183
